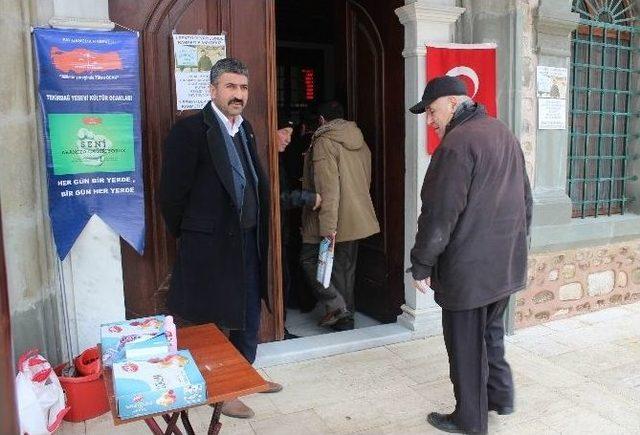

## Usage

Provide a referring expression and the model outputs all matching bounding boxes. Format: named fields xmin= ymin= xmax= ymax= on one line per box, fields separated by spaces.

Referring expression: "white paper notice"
xmin=536 ymin=66 xmax=568 ymax=99
xmin=172 ymin=34 xmax=226 ymax=110
xmin=538 ymin=98 xmax=566 ymax=130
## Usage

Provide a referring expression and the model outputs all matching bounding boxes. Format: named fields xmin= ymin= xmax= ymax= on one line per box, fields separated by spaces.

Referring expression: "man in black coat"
xmin=408 ymin=76 xmax=532 ymax=435
xmin=159 ymin=58 xmax=281 ymax=419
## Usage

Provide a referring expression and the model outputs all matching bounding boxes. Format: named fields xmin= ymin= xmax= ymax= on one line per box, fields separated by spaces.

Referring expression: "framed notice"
xmin=172 ymin=34 xmax=226 ymax=110
xmin=538 ymin=98 xmax=566 ymax=130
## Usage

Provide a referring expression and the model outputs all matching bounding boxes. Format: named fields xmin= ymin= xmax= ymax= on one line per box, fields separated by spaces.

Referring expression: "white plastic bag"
xmin=15 ymin=349 xmax=69 ymax=435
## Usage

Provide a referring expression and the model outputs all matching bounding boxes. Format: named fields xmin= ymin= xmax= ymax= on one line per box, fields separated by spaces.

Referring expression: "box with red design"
xmin=100 ymin=316 xmax=168 ymax=367
xmin=112 ymin=350 xmax=207 ymax=419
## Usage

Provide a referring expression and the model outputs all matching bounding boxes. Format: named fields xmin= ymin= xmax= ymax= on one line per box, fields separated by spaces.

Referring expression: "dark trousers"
xmin=300 ymin=240 xmax=358 ymax=315
xmin=441 ymin=297 xmax=514 ymax=433
xmin=228 ymin=228 xmax=261 ymax=364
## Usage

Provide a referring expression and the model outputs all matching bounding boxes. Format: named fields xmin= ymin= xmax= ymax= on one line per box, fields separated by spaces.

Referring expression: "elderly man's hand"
xmin=413 ymin=277 xmax=431 ymax=294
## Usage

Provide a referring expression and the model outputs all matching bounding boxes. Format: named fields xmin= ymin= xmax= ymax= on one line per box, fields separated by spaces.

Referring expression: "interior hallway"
xmin=61 ymin=301 xmax=640 ymax=434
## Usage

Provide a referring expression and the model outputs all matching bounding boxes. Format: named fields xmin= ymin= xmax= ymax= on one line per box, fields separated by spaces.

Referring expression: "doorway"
xmin=109 ymin=0 xmax=404 ymax=345
xmin=275 ymin=0 xmax=406 ymax=338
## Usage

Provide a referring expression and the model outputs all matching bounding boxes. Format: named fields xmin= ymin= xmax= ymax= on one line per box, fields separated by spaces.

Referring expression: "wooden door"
xmin=109 ymin=0 xmax=282 ymax=341
xmin=339 ymin=0 xmax=406 ymax=323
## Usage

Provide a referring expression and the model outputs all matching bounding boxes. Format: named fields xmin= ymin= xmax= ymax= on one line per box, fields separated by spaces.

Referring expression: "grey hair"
xmin=452 ymin=94 xmax=472 ymax=109
xmin=209 ymin=58 xmax=249 ymax=85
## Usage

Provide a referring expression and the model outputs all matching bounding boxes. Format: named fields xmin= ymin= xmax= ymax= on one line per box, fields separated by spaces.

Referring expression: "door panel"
xmin=109 ymin=0 xmax=281 ymax=341
xmin=344 ymin=0 xmax=405 ymax=323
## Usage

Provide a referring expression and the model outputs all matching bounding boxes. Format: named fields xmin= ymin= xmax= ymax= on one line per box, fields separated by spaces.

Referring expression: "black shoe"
xmin=284 ymin=328 xmax=299 ymax=340
xmin=331 ymin=316 xmax=354 ymax=331
xmin=488 ymin=404 xmax=514 ymax=415
xmin=426 ymin=412 xmax=486 ymax=435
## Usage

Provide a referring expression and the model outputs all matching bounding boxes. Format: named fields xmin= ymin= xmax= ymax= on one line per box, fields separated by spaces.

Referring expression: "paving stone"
xmin=507 ymin=324 xmax=554 ymax=344
xmin=493 ymin=418 xmax=557 ymax=435
xmin=251 ymin=410 xmax=331 ymax=435
xmin=83 ymin=412 xmax=148 ymax=434
xmin=547 ymin=343 xmax=638 ymax=377
xmin=542 ymin=316 xmax=589 ymax=332
xmin=557 ymin=381 xmax=640 ymax=432
xmin=575 ymin=306 xmax=631 ymax=324
xmin=61 ymin=304 xmax=640 ymax=434
xmin=58 ymin=420 xmax=85 ymax=435
xmin=511 ymin=334 xmax=573 ymax=358
xmin=542 ymin=406 xmax=627 ymax=434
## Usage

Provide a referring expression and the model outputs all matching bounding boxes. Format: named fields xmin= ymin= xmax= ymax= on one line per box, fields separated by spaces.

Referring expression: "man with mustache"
xmin=159 ymin=58 xmax=281 ymax=419
xmin=408 ymin=76 xmax=532 ymax=434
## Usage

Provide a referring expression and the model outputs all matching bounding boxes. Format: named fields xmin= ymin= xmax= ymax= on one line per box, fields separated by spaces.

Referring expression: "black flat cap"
xmin=409 ymin=76 xmax=468 ymax=114
xmin=278 ymin=118 xmax=294 ymax=130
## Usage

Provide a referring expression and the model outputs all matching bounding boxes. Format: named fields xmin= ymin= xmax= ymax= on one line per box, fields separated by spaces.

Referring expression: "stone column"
xmin=531 ymin=1 xmax=579 ymax=230
xmin=49 ymin=0 xmax=122 ymax=354
xmin=395 ymin=0 xmax=465 ymax=334
xmin=49 ymin=0 xmax=114 ymax=30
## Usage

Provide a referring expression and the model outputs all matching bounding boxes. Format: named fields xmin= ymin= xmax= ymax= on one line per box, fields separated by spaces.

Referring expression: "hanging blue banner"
xmin=34 ymin=28 xmax=144 ymax=259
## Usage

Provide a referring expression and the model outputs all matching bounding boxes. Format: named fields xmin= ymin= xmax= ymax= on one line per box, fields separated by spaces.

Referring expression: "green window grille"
xmin=568 ymin=0 xmax=639 ymax=218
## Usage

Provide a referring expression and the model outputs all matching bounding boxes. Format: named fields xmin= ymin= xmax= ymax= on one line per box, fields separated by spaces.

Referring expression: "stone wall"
xmin=515 ymin=239 xmax=640 ymax=328
xmin=518 ymin=0 xmax=538 ymax=180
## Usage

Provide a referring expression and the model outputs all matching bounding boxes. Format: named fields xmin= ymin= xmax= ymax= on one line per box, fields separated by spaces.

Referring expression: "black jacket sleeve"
xmin=280 ymin=189 xmax=316 ymax=210
xmin=410 ymin=147 xmax=474 ymax=280
xmin=159 ymin=122 xmax=199 ymax=238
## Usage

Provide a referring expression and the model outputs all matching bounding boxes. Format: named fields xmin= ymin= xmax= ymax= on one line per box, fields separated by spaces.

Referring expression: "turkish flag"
xmin=425 ymin=44 xmax=497 ymax=154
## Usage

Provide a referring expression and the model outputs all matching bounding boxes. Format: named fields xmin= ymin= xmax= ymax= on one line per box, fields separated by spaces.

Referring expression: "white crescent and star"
xmin=446 ymin=66 xmax=480 ymax=98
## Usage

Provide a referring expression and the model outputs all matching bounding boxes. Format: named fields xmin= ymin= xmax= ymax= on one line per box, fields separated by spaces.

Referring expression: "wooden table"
xmin=103 ymin=324 xmax=268 ymax=435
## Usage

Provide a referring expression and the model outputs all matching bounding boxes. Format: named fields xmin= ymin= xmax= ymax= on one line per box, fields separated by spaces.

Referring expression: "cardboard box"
xmin=100 ymin=316 xmax=166 ymax=367
xmin=124 ymin=333 xmax=169 ymax=361
xmin=112 ymin=350 xmax=207 ymax=419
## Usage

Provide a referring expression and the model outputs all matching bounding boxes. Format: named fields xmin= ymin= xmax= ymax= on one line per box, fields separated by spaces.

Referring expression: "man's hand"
xmin=413 ymin=277 xmax=431 ymax=294
xmin=313 ymin=193 xmax=322 ymax=210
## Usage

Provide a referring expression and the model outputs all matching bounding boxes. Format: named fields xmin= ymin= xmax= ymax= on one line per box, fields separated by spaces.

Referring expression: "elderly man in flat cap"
xmin=408 ymin=76 xmax=532 ymax=434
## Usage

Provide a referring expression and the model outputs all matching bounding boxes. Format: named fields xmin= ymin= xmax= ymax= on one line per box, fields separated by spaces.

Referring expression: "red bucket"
xmin=54 ymin=348 xmax=109 ymax=422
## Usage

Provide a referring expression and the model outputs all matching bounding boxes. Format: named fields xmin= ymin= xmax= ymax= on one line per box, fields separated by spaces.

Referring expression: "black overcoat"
xmin=159 ymin=102 xmax=270 ymax=329
xmin=410 ymin=104 xmax=533 ymax=310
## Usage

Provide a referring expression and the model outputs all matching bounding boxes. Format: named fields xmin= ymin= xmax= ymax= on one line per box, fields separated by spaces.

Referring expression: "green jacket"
xmin=301 ymin=119 xmax=380 ymax=243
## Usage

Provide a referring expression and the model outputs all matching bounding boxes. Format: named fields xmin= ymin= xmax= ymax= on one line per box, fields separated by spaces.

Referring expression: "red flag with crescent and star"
xmin=425 ymin=43 xmax=497 ymax=154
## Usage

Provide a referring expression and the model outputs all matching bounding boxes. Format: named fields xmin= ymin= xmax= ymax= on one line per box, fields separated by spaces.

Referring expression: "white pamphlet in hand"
xmin=316 ymin=234 xmax=335 ymax=289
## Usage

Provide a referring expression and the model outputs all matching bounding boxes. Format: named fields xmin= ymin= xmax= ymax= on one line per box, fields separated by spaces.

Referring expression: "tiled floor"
xmin=60 ymin=301 xmax=640 ymax=434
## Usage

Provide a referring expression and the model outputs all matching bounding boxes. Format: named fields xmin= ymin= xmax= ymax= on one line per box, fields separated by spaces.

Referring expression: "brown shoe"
xmin=221 ymin=399 xmax=255 ymax=419
xmin=319 ymin=309 xmax=346 ymax=327
xmin=260 ymin=380 xmax=283 ymax=393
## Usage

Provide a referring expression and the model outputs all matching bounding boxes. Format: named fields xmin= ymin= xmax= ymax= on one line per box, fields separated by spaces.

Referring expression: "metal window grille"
xmin=568 ymin=0 xmax=639 ymax=218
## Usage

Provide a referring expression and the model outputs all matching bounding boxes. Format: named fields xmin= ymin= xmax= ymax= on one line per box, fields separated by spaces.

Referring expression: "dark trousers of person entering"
xmin=228 ymin=228 xmax=261 ymax=364
xmin=441 ymin=296 xmax=514 ymax=434
xmin=300 ymin=240 xmax=358 ymax=315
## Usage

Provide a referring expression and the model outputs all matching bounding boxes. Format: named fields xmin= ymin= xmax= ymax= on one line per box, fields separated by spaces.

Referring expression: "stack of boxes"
xmin=100 ymin=316 xmax=207 ymax=419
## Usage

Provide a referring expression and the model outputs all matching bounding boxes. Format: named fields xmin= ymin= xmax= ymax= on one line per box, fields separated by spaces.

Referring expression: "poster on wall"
xmin=536 ymin=66 xmax=568 ymax=99
xmin=538 ymin=98 xmax=567 ymax=129
xmin=33 ymin=28 xmax=145 ymax=259
xmin=425 ymin=43 xmax=497 ymax=154
xmin=172 ymin=34 xmax=226 ymax=110
xmin=537 ymin=66 xmax=568 ymax=130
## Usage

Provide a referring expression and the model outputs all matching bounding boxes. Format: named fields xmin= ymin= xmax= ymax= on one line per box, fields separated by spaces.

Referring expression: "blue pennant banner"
xmin=34 ymin=28 xmax=145 ymax=259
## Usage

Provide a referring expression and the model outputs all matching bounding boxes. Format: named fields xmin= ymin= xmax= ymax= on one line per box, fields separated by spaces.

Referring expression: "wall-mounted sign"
xmin=172 ymin=34 xmax=226 ymax=110
xmin=34 ymin=28 xmax=145 ymax=259
xmin=537 ymin=66 xmax=568 ymax=99
xmin=538 ymin=98 xmax=567 ymax=130
xmin=537 ymin=66 xmax=568 ymax=130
